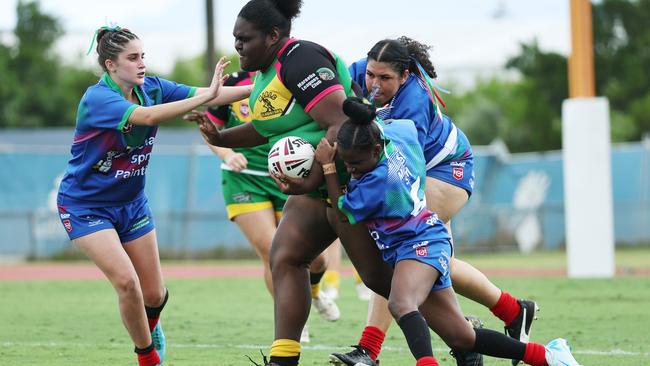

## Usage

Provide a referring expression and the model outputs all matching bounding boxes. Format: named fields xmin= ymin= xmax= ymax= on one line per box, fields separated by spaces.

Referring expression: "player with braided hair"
xmin=316 ymin=97 xmax=582 ymax=366
xmin=57 ymin=26 xmax=248 ymax=366
xmin=333 ymin=36 xmax=539 ymax=366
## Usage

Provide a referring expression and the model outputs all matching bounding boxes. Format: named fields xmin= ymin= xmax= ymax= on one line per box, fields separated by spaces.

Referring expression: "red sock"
xmin=358 ymin=326 xmax=385 ymax=361
xmin=137 ymin=348 xmax=160 ymax=366
xmin=490 ymin=291 xmax=521 ymax=326
xmin=523 ymin=342 xmax=548 ymax=366
xmin=416 ymin=356 xmax=439 ymax=366
xmin=148 ymin=316 xmax=160 ymax=332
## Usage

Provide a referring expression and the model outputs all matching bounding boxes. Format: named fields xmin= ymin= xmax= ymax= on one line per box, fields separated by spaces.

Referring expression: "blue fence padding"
xmin=1 ymin=128 xmax=649 ymax=257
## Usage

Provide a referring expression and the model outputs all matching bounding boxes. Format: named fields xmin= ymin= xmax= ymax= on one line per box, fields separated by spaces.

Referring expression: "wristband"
xmin=322 ymin=163 xmax=337 ymax=175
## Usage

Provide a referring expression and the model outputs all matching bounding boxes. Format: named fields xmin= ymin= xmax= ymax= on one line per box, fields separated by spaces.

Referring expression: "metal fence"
xmin=2 ymin=129 xmax=649 ymax=258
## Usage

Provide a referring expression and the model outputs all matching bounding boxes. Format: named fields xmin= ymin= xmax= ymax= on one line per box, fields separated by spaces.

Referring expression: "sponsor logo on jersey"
xmin=450 ymin=161 xmax=466 ymax=167
xmin=439 ymin=250 xmax=450 ymax=274
xmin=412 ymin=241 xmax=429 ymax=249
xmin=258 ymin=91 xmax=283 ymax=118
xmin=239 ymin=102 xmax=250 ymax=117
xmin=232 ymin=192 xmax=252 ymax=203
xmin=297 ymin=73 xmax=322 ymax=91
xmin=285 ymin=43 xmax=300 ymax=56
xmin=316 ymin=67 xmax=335 ymax=81
xmin=63 ymin=219 xmax=73 ymax=232
xmin=452 ymin=167 xmax=464 ymax=180
xmin=425 ymin=213 xmax=439 ymax=226
xmin=415 ymin=246 xmax=428 ymax=257
xmin=92 ymin=151 xmax=120 ymax=174
xmin=129 ymin=215 xmax=150 ymax=232
xmin=88 ymin=219 xmax=104 ymax=227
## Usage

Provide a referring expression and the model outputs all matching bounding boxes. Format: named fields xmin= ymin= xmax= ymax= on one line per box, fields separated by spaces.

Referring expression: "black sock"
xmin=473 ymin=328 xmax=526 ymax=359
xmin=269 ymin=355 xmax=299 ymax=366
xmin=309 ymin=271 xmax=324 ymax=285
xmin=145 ymin=289 xmax=169 ymax=319
xmin=396 ymin=311 xmax=433 ymax=359
xmin=134 ymin=342 xmax=155 ymax=354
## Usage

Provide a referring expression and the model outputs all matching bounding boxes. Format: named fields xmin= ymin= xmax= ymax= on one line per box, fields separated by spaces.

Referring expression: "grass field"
xmin=1 ymin=248 xmax=649 ymax=365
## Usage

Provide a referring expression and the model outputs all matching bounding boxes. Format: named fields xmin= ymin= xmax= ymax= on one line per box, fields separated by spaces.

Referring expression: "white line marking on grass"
xmin=2 ymin=341 xmax=648 ymax=357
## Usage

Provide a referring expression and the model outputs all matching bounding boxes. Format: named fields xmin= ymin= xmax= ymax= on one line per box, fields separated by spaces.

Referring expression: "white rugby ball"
xmin=268 ymin=136 xmax=315 ymax=179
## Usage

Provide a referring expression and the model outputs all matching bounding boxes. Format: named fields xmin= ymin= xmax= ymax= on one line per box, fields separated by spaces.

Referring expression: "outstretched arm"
xmin=183 ymin=110 xmax=267 ymax=148
xmin=184 ymin=111 xmax=250 ymax=171
xmin=195 ymin=84 xmax=253 ymax=107
xmin=128 ymin=58 xmax=229 ymax=126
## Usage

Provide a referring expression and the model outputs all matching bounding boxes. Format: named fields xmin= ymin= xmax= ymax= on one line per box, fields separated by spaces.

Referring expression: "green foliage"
xmin=2 ymin=0 xmax=649 ymax=150
xmin=0 ymin=1 xmax=96 ymax=128
xmin=447 ymin=0 xmax=650 ymax=152
xmin=0 ymin=1 xmax=240 ymax=129
xmin=446 ymin=40 xmax=566 ymax=153
xmin=593 ymin=0 xmax=650 ymax=142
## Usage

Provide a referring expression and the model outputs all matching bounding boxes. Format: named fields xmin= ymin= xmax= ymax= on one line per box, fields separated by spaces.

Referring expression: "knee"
xmin=142 ymin=287 xmax=166 ymax=307
xmin=113 ymin=274 xmax=141 ymax=298
xmin=249 ymin=234 xmax=273 ymax=262
xmin=269 ymin=242 xmax=310 ymax=273
xmin=387 ymin=297 xmax=417 ymax=320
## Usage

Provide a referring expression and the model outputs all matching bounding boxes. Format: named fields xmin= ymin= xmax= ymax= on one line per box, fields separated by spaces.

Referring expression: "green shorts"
xmin=221 ymin=169 xmax=288 ymax=220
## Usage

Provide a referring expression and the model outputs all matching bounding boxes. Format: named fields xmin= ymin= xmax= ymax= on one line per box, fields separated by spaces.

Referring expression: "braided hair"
xmin=337 ymin=97 xmax=382 ymax=152
xmin=367 ymin=36 xmax=437 ymax=79
xmin=95 ymin=28 xmax=139 ymax=71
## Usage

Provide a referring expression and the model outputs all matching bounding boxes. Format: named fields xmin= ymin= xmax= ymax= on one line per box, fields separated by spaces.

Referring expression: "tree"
xmin=448 ymin=0 xmax=650 ymax=152
xmin=0 ymin=1 xmax=97 ymax=128
xmin=446 ymin=42 xmax=567 ymax=153
xmin=593 ymin=0 xmax=650 ymax=141
xmin=4 ymin=0 xmax=64 ymax=127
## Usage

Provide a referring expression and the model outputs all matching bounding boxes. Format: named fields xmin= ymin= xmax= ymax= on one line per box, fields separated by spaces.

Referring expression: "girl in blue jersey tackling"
xmin=56 ymin=26 xmax=250 ymax=366
xmin=314 ymin=97 xmax=581 ymax=366
xmin=333 ymin=37 xmax=542 ymax=366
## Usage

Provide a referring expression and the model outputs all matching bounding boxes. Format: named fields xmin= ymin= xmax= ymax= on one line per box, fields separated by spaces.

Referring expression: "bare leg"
xmin=366 ymin=293 xmax=393 ymax=329
xmin=425 ymin=177 xmax=502 ymax=307
xmin=389 ymin=259 xmax=474 ymax=363
xmin=74 ymin=229 xmax=151 ymax=348
xmin=124 ymin=230 xmax=166 ymax=307
xmin=451 ymin=258 xmax=501 ymax=307
xmin=233 ymin=208 xmax=278 ymax=295
xmin=326 ymin=207 xmax=393 ymax=297
xmin=269 ymin=195 xmax=337 ymax=341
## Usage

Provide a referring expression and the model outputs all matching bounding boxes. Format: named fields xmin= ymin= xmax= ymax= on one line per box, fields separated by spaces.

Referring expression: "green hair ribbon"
xmin=86 ymin=25 xmax=123 ymax=55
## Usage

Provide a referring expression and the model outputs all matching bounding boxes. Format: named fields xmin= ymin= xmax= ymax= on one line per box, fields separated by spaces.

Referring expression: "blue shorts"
xmin=381 ymin=238 xmax=453 ymax=291
xmin=57 ymin=196 xmax=155 ymax=242
xmin=425 ymin=127 xmax=475 ymax=196
xmin=426 ymin=157 xmax=475 ymax=196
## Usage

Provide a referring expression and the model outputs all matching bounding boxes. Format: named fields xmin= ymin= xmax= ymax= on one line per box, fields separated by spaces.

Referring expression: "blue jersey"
xmin=349 ymin=58 xmax=471 ymax=165
xmin=57 ymin=73 xmax=195 ymax=207
xmin=337 ymin=120 xmax=450 ymax=251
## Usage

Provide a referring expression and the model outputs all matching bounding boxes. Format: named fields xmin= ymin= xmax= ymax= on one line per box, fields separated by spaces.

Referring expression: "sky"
xmin=1 ymin=0 xmax=571 ymax=88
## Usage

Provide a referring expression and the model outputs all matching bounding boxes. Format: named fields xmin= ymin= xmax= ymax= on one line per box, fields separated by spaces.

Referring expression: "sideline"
xmin=0 ymin=262 xmax=648 ymax=281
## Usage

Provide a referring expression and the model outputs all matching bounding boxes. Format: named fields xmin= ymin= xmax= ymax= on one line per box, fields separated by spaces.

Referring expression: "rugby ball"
xmin=268 ymin=136 xmax=315 ymax=179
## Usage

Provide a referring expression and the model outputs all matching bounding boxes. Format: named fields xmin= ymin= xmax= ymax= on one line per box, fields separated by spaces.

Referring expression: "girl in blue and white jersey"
xmin=332 ymin=37 xmax=538 ymax=366
xmin=56 ymin=26 xmax=249 ymax=366
xmin=316 ymin=97 xmax=581 ymax=366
